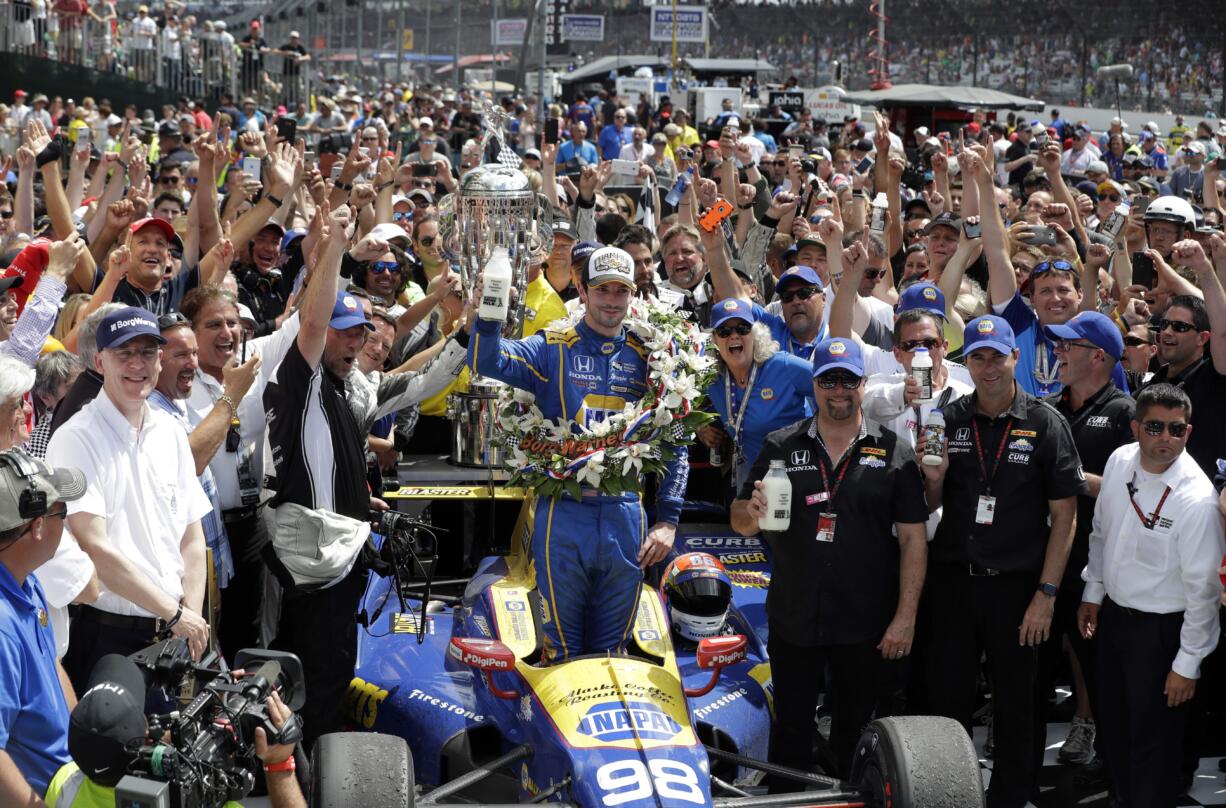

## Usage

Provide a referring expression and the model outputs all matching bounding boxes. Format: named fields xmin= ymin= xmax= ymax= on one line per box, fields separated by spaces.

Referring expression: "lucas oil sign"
xmin=577 ymin=701 xmax=682 ymax=742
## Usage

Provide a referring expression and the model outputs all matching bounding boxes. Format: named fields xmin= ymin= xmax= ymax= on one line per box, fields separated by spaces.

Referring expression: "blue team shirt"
xmin=753 ymin=303 xmax=828 ymax=362
xmin=709 ymin=351 xmax=815 ymax=469
xmin=597 ymin=124 xmax=633 ymax=160
xmin=556 ymin=139 xmax=600 ymax=170
xmin=0 ymin=565 xmax=70 ymax=796
xmin=999 ymin=292 xmax=1129 ymax=397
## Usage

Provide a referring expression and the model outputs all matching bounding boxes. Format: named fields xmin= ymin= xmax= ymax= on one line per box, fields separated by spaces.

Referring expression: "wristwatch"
xmin=1039 ymin=582 xmax=1058 ymax=597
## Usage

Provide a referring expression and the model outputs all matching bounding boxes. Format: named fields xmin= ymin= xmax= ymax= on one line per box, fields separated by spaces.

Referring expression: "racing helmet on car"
xmin=661 ymin=553 xmax=732 ymax=642
xmin=1143 ymin=195 xmax=1197 ymax=229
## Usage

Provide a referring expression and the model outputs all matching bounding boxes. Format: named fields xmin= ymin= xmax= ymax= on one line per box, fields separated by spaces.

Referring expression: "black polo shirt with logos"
xmin=1047 ymin=383 xmax=1135 ymax=590
xmin=739 ymin=416 xmax=928 ymax=647
xmin=1143 ymin=356 xmax=1226 ymax=480
xmin=933 ymin=387 xmax=1087 ymax=573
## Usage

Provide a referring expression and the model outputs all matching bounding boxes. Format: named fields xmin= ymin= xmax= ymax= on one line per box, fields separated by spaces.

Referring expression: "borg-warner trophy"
xmin=442 ymin=100 xmax=551 ymax=468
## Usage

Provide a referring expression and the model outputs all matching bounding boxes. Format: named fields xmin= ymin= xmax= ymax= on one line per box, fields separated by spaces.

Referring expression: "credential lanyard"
xmin=1127 ymin=479 xmax=1172 ymax=530
xmin=972 ymin=416 xmax=1013 ymax=496
xmin=725 ymin=363 xmax=759 ymax=454
xmin=816 ymin=446 xmax=854 ymax=516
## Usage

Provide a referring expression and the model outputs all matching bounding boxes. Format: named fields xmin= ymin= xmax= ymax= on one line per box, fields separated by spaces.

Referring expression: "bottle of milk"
xmin=922 ymin=409 xmax=946 ymax=467
xmin=870 ymin=192 xmax=889 ymax=232
xmin=479 ymin=246 xmax=513 ymax=322
xmin=911 ymin=347 xmax=934 ymax=403
xmin=759 ymin=459 xmax=792 ymax=532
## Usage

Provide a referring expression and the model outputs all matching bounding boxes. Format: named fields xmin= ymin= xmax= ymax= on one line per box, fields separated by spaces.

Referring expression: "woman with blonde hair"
xmin=53 ymin=293 xmax=91 ymax=343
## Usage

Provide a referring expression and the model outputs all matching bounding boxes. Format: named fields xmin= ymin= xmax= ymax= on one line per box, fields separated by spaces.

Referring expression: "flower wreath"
xmin=494 ymin=296 xmax=717 ymax=500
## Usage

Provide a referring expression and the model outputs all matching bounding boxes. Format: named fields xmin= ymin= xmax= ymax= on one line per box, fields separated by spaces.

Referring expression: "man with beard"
xmin=468 ymin=246 xmax=687 ymax=664
xmin=658 ymin=224 xmax=713 ymax=324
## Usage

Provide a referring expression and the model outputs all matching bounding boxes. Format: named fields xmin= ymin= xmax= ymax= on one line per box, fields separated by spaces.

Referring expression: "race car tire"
xmin=849 ymin=715 xmax=984 ymax=808
xmin=310 ymin=731 xmax=415 ymax=808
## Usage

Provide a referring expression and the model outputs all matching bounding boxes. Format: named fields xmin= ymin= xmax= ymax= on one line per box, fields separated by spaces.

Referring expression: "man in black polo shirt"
xmin=919 ymin=314 xmax=1084 ymax=808
xmin=1040 ymin=311 xmax=1135 ymax=768
xmin=732 ymin=337 xmax=928 ymax=784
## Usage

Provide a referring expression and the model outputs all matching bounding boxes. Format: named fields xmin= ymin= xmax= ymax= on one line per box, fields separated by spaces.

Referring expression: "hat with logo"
xmin=585 ymin=246 xmax=635 ymax=289
xmin=921 ymin=211 xmax=961 ymax=236
xmin=0 ymin=450 xmax=86 ymax=532
xmin=776 ymin=264 xmax=824 ymax=291
xmin=406 ymin=188 xmax=433 ymax=206
xmin=96 ymin=306 xmax=167 ymax=352
xmin=963 ymin=314 xmax=1016 ymax=355
xmin=571 ymin=240 xmax=600 ymax=266
xmin=2 ymin=238 xmax=51 ymax=314
xmin=811 ymin=337 xmax=864 ymax=377
xmin=331 ymin=291 xmax=375 ymax=331
xmin=1043 ymin=310 xmax=1124 ymax=360
xmin=68 ymin=654 xmax=148 ymax=786
xmin=710 ymin=298 xmax=755 ymax=329
xmin=794 ymin=234 xmax=827 ymax=254
xmin=128 ymin=217 xmax=177 ymax=241
xmin=897 ymin=282 xmax=946 ymax=319
xmin=552 ymin=217 xmax=578 ymax=242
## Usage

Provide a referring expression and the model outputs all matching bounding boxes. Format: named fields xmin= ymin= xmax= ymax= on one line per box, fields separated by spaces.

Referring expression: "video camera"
xmin=112 ymin=640 xmax=306 ymax=808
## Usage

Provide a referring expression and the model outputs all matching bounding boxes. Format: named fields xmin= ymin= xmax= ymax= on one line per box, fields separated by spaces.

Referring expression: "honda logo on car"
xmin=577 ymin=700 xmax=681 ymax=742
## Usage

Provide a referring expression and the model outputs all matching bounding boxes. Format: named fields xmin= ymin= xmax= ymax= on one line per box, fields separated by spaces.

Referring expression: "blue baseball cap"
xmin=330 ymin=290 xmax=376 ymax=331
xmin=710 ymin=298 xmax=756 ymax=329
xmin=571 ymin=240 xmax=600 ymax=266
xmin=896 ymin=283 xmax=946 ymax=319
xmin=963 ymin=315 xmax=1016 ymax=356
xmin=281 ymin=228 xmax=307 ymax=252
xmin=811 ymin=337 xmax=864 ymax=377
xmin=776 ymin=265 xmax=824 ymax=291
xmin=96 ymin=306 xmax=167 ymax=351
xmin=1043 ymin=311 xmax=1124 ymax=360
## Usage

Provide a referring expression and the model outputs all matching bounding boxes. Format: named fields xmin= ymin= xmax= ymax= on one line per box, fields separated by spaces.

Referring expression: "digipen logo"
xmin=573 ymin=355 xmax=594 ymax=373
xmin=790 ymin=450 xmax=810 ymax=466
xmin=448 ymin=643 xmax=514 ymax=670
xmin=576 ymin=701 xmax=681 ymax=742
xmin=709 ymin=653 xmax=742 ymax=666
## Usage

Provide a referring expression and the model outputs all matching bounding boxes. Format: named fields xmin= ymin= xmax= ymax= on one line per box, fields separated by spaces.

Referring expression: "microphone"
xmin=1096 ymin=64 xmax=1134 ymax=82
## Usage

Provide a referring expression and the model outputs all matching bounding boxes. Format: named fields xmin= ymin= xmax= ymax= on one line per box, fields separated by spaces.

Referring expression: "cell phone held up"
xmin=544 ymin=118 xmax=561 ymax=146
xmin=1130 ymin=252 xmax=1157 ymax=290
xmin=698 ymin=198 xmax=735 ymax=233
xmin=1019 ymin=225 xmax=1058 ymax=247
xmin=412 ymin=162 xmax=438 ymax=178
xmin=962 ymin=219 xmax=981 ymax=239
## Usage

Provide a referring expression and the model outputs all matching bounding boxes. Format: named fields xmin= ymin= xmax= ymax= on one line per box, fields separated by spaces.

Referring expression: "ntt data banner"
xmin=649 ymin=6 xmax=708 ymax=43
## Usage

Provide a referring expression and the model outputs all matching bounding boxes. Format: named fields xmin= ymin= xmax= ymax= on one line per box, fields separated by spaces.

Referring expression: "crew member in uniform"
xmin=731 ymin=337 xmax=928 ymax=783
xmin=918 ymin=315 xmax=1085 ymax=808
xmin=1079 ymin=384 xmax=1225 ymax=808
xmin=468 ymin=246 xmax=688 ymax=664
xmin=1038 ymin=311 xmax=1135 ymax=767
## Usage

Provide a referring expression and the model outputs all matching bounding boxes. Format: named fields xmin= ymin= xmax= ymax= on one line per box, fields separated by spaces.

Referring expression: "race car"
xmin=312 ymin=495 xmax=984 ymax=808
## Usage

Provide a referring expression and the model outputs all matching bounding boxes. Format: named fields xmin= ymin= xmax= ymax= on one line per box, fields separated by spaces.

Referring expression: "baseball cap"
xmin=0 ymin=274 xmax=22 ymax=297
xmin=289 ymin=29 xmax=300 ymax=37
xmin=418 ymin=116 xmax=434 ymax=128
xmin=523 ymin=148 xmax=541 ymax=160
xmin=1185 ymin=141 xmax=1207 ymax=156
xmin=96 ymin=306 xmax=167 ymax=352
xmin=585 ymin=246 xmax=635 ymax=289
xmin=571 ymin=240 xmax=599 ymax=266
xmin=552 ymin=218 xmax=578 ymax=242
xmin=105 ymin=113 xmax=122 ymax=127
xmin=68 ymin=654 xmax=147 ymax=786
xmin=129 ymin=217 xmax=176 ymax=241
xmin=852 ymin=138 xmax=873 ymax=153
xmin=13 ymin=90 xmax=26 ymax=98
xmin=794 ymin=234 xmax=826 ymax=253
xmin=1138 ymin=130 xmax=1154 ymax=142
xmin=903 ymin=197 xmax=932 ymax=218
xmin=1043 ymin=311 xmax=1124 ymax=360
xmin=966 ymin=122 xmax=982 ymax=136
xmin=1029 ymin=122 xmax=1046 ymax=136
xmin=1086 ymin=160 xmax=1109 ymax=175
xmin=922 ymin=211 xmax=961 ymax=235
xmin=281 ymin=228 xmax=307 ymax=252
xmin=0 ymin=450 xmax=86 ymax=532
xmin=330 ymin=290 xmax=375 ymax=331
xmin=811 ymin=337 xmax=864 ymax=377
xmin=406 ymin=188 xmax=433 ymax=205
xmin=776 ymin=265 xmax=824 ymax=291
xmin=710 ymin=298 xmax=755 ymax=329
xmin=257 ymin=220 xmax=286 ymax=239
xmin=963 ymin=315 xmax=1016 ymax=356
xmin=3 ymin=239 xmax=50 ymax=312
xmin=237 ymin=303 xmax=257 ymax=325
xmin=913 ymin=126 xmax=930 ymax=138
xmin=367 ymin=222 xmax=410 ymax=245
xmin=897 ymin=282 xmax=946 ymax=319
xmin=704 ymin=140 xmax=720 ymax=151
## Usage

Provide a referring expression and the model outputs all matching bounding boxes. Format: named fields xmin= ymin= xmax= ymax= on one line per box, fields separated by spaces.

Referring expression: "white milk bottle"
xmin=479 ymin=246 xmax=513 ymax=322
xmin=759 ymin=459 xmax=793 ymax=531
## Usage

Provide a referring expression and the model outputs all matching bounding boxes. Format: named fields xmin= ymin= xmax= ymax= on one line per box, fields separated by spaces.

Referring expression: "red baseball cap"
xmin=13 ymin=90 xmax=26 ymax=98
xmin=4 ymin=239 xmax=51 ymax=315
xmin=966 ymin=122 xmax=981 ymax=136
xmin=129 ymin=218 xmax=176 ymax=241
xmin=704 ymin=140 xmax=720 ymax=150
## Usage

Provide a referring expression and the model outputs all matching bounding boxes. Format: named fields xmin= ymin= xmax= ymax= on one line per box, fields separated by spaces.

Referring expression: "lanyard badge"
xmin=971 ymin=417 xmax=1013 ymax=527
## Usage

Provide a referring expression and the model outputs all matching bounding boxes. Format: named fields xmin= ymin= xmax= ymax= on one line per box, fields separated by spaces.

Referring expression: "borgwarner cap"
xmin=585 ymin=246 xmax=635 ymax=289
xmin=0 ymin=450 xmax=86 ymax=532
xmin=96 ymin=307 xmax=167 ymax=352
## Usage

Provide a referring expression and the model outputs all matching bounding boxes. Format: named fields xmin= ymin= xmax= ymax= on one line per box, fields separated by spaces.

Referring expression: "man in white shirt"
xmin=1060 ymin=125 xmax=1099 ymax=176
xmin=44 ymin=307 xmax=212 ymax=694
xmin=1079 ymin=383 xmax=1225 ymax=808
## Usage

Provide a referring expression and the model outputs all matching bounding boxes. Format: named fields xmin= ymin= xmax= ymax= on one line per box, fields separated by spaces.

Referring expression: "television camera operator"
xmin=44 ymin=650 xmax=307 ymax=808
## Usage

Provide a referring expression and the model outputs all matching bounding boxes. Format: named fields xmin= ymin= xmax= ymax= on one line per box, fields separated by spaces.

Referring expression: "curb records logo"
xmin=790 ymin=449 xmax=810 ymax=466
xmin=576 ymin=701 xmax=682 ymax=742
xmin=573 ymin=355 xmax=594 ymax=373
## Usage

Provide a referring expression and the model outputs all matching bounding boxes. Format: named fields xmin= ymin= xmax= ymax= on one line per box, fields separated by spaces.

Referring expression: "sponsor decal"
xmin=573 ymin=355 xmax=595 ymax=373
xmin=685 ymin=536 xmax=763 ymax=548
xmin=805 ymin=491 xmax=829 ymax=505
xmin=859 ymin=457 xmax=886 ymax=468
xmin=692 ymin=687 xmax=748 ymax=719
xmin=391 ymin=612 xmax=434 ymax=635
xmin=1010 ymin=429 xmax=1037 ymax=437
xmin=406 ymin=687 xmax=484 ymax=721
xmin=472 ymin=614 xmax=492 ymax=637
xmin=955 ymin=427 xmax=971 ymax=441
xmin=448 ymin=642 xmax=513 ymax=670
xmin=728 ymin=569 xmax=770 ymax=588
xmin=557 ymin=681 xmax=676 ymax=707
xmin=977 ymin=319 xmax=996 ymax=333
xmin=346 ymin=677 xmax=390 ymax=729
xmin=860 ymin=447 xmax=887 ymax=457
xmin=759 ymin=387 xmax=774 ymax=400
xmin=1007 ymin=452 xmax=1031 ymax=465
xmin=791 ymin=449 xmax=811 ymax=466
xmin=577 ymin=701 xmax=682 ymax=742
xmin=1008 ymin=438 xmax=1033 ymax=451
xmin=1086 ymin=416 xmax=1112 ymax=428
xmin=505 ymin=600 xmax=526 ymax=611
xmin=922 ymin=287 xmax=938 ymax=300
xmin=716 ymin=551 xmax=767 ymax=565
xmin=637 ymin=629 xmax=660 ymax=641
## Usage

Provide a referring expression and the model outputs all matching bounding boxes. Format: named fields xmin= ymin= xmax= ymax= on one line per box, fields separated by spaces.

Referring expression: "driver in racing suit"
xmin=468 ymin=246 xmax=688 ymax=664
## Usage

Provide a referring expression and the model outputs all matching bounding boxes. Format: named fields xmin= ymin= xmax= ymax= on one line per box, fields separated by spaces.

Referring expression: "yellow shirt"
xmin=420 ymin=367 xmax=468 ymax=417
xmin=46 ymin=762 xmax=243 ymax=808
xmin=522 ymin=275 xmax=568 ymax=337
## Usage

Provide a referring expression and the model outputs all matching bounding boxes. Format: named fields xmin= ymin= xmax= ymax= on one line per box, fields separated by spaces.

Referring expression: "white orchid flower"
xmin=575 ymin=451 xmax=606 ymax=488
xmin=513 ymin=388 xmax=537 ymax=405
xmin=663 ymin=372 xmax=700 ymax=409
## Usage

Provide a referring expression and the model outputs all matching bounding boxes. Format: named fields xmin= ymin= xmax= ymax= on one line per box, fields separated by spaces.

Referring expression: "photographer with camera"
xmin=44 ymin=652 xmax=307 ymax=808
xmin=0 ymin=450 xmax=86 ymax=806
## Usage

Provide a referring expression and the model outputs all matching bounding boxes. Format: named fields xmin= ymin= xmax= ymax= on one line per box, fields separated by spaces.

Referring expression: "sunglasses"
xmin=864 ymin=268 xmax=886 ymax=281
xmin=714 ymin=323 xmax=752 ymax=338
xmin=225 ymin=420 xmax=241 ymax=452
xmin=1032 ymin=259 xmax=1074 ymax=275
xmin=1123 ymin=335 xmax=1152 ymax=347
xmin=44 ymin=504 xmax=68 ymax=521
xmin=815 ymin=372 xmax=862 ymax=390
xmin=393 ymin=210 xmax=413 ymax=222
xmin=1141 ymin=419 xmax=1189 ymax=437
xmin=778 ymin=286 xmax=820 ymax=304
xmin=1100 ymin=194 xmax=1121 ymax=202
xmin=1150 ymin=318 xmax=1198 ymax=334
xmin=900 ymin=338 xmax=940 ymax=352
xmin=370 ymin=261 xmax=400 ymax=274
xmin=1054 ymin=340 xmax=1100 ymax=353
xmin=0 ymin=210 xmax=12 ymax=219
xmin=159 ymin=175 xmax=181 ymax=185
xmin=771 ymin=160 xmax=788 ymax=166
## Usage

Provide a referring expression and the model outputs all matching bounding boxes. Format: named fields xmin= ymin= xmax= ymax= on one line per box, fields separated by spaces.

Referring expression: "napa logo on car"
xmin=576 ymin=700 xmax=682 ymax=742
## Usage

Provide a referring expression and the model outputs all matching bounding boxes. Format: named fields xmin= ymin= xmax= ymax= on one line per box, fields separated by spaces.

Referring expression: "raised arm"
xmin=968 ymin=150 xmax=1016 ymax=304
xmin=1181 ymin=237 xmax=1226 ymax=373
xmin=297 ymin=205 xmax=352 ymax=368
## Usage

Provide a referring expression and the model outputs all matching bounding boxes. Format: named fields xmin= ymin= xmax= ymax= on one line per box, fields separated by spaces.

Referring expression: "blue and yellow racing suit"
xmin=468 ymin=317 xmax=688 ymax=663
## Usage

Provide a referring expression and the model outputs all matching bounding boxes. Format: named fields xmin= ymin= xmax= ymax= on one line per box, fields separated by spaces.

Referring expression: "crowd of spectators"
xmin=4 ymin=58 xmax=1226 ymax=808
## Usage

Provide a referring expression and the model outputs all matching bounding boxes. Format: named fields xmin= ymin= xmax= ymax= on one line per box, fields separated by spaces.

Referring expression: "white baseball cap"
xmin=585 ymin=246 xmax=635 ymax=289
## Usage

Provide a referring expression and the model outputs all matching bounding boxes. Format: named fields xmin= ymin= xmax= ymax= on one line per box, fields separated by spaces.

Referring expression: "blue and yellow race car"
xmin=313 ymin=497 xmax=983 ymax=808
